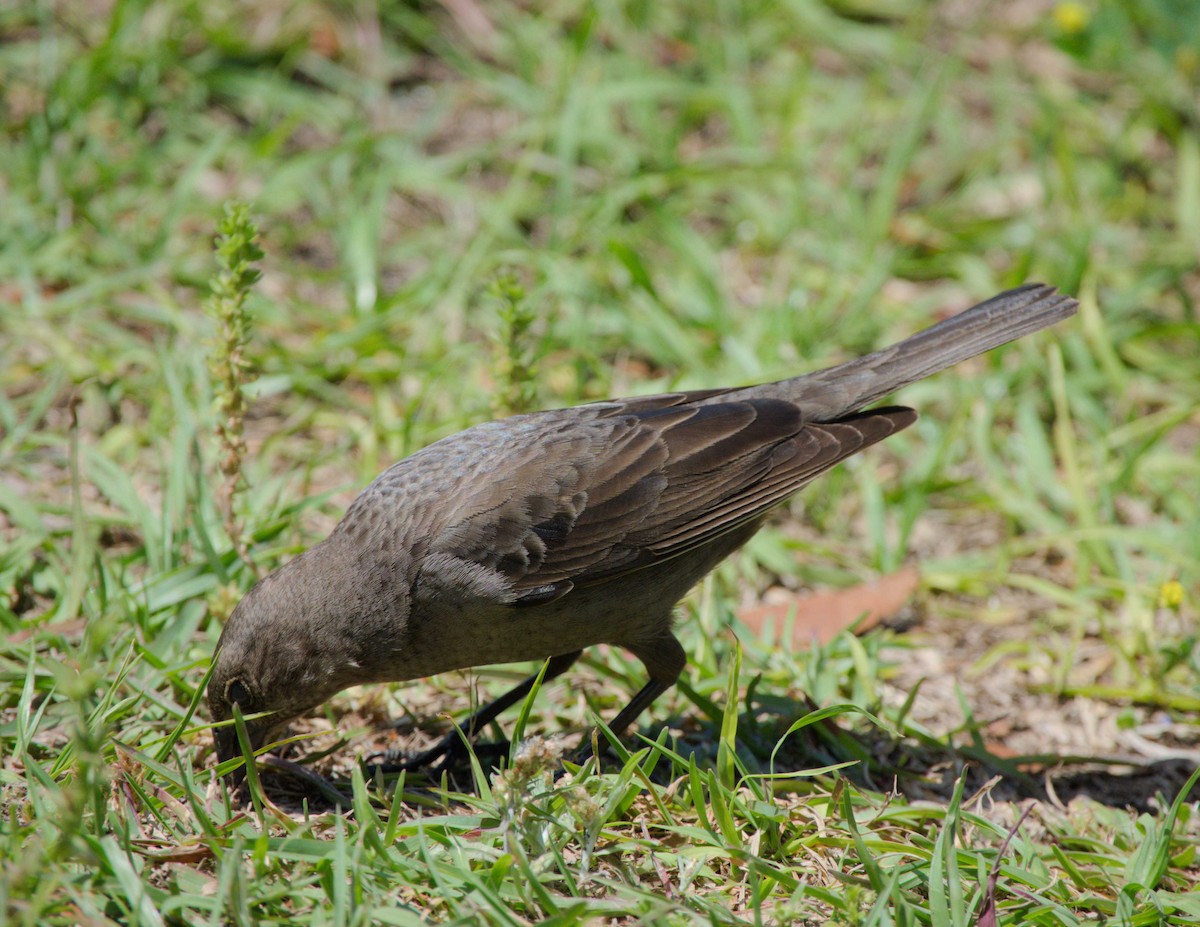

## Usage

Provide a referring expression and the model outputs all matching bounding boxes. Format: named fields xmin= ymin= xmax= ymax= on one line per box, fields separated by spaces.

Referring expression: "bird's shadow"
xmin=259 ymin=697 xmax=1196 ymax=815
xmin=673 ymin=696 xmax=1200 ymax=815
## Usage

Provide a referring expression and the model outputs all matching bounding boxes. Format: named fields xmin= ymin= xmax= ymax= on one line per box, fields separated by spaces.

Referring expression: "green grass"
xmin=3 ymin=0 xmax=1199 ymax=923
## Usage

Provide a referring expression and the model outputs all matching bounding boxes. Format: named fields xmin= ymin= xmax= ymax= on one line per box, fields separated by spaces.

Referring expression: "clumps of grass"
xmin=205 ymin=202 xmax=263 ymax=577
xmin=488 ymin=271 xmax=540 ymax=416
xmin=488 ymin=736 xmax=611 ymax=882
xmin=492 ymin=736 xmax=565 ymax=843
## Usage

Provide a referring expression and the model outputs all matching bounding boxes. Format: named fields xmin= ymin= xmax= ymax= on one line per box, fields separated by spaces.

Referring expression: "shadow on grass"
xmin=250 ymin=703 xmax=1199 ymax=815
xmin=707 ymin=701 xmax=1200 ymax=815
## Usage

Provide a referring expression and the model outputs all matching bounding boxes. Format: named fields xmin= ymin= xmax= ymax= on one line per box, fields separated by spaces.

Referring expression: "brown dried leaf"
xmin=738 ymin=565 xmax=920 ymax=647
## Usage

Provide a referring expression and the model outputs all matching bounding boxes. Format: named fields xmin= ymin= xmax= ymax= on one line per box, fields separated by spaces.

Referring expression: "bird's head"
xmin=206 ymin=600 xmax=323 ymax=790
xmin=206 ymin=545 xmax=383 ymax=790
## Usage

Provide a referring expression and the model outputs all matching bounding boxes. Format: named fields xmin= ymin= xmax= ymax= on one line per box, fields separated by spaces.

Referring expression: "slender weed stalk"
xmin=205 ymin=202 xmax=263 ymax=577
xmin=489 ymin=271 xmax=540 ymax=417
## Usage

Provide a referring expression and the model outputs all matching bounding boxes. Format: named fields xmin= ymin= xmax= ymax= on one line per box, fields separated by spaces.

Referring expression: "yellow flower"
xmin=1054 ymin=2 xmax=1090 ymax=34
xmin=1158 ymin=580 xmax=1184 ymax=611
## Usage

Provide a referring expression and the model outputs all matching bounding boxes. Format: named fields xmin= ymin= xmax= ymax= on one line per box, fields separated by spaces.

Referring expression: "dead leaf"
xmin=737 ymin=565 xmax=920 ymax=647
xmin=130 ymin=840 xmax=215 ymax=865
xmin=7 ymin=618 xmax=89 ymax=645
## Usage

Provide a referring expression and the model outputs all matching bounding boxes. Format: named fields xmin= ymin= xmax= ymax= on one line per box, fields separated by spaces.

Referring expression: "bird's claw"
xmin=363 ymin=733 xmax=510 ymax=778
xmin=363 ymin=740 xmax=456 ymax=777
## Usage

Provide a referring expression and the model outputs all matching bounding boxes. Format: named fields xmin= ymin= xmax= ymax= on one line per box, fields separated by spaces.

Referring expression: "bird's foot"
xmin=363 ymin=734 xmax=510 ymax=779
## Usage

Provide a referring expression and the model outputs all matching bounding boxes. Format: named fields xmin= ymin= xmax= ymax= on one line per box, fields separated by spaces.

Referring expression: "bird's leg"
xmin=367 ymin=650 xmax=582 ymax=773
xmin=577 ymin=633 xmax=686 ymax=765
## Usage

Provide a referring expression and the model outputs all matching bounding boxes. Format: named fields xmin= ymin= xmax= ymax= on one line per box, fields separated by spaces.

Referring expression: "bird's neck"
xmin=282 ymin=532 xmax=414 ymax=689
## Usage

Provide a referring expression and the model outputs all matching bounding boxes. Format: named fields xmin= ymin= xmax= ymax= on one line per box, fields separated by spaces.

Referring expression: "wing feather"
xmin=415 ymin=391 xmax=916 ymax=601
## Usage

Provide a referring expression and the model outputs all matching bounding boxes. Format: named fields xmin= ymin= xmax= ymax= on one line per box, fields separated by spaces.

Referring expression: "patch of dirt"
xmin=875 ymin=612 xmax=1198 ymax=811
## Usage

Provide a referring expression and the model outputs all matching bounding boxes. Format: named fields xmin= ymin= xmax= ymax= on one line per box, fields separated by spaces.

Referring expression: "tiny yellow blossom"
xmin=1158 ymin=580 xmax=1184 ymax=611
xmin=1054 ymin=2 xmax=1090 ymax=34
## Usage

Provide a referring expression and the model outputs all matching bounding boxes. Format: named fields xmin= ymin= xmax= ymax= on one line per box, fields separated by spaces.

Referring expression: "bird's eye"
xmin=226 ymin=679 xmax=252 ymax=709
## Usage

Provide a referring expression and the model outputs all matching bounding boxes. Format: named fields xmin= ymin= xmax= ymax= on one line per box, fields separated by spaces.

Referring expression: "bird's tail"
xmin=738 ymin=283 xmax=1078 ymax=420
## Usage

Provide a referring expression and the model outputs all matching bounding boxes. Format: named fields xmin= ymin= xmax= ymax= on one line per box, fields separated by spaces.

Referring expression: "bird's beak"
xmin=214 ymin=718 xmax=268 ymax=797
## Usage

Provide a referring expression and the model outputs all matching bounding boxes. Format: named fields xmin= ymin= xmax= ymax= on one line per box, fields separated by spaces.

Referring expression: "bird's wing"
xmin=411 ymin=391 xmax=914 ymax=604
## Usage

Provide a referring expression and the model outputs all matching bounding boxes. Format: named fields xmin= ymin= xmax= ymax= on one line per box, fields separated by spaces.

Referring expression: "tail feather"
xmin=722 ymin=284 xmax=1078 ymax=420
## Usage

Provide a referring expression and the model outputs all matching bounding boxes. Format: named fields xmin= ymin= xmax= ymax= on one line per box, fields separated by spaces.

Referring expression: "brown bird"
xmin=208 ymin=283 xmax=1076 ymax=785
